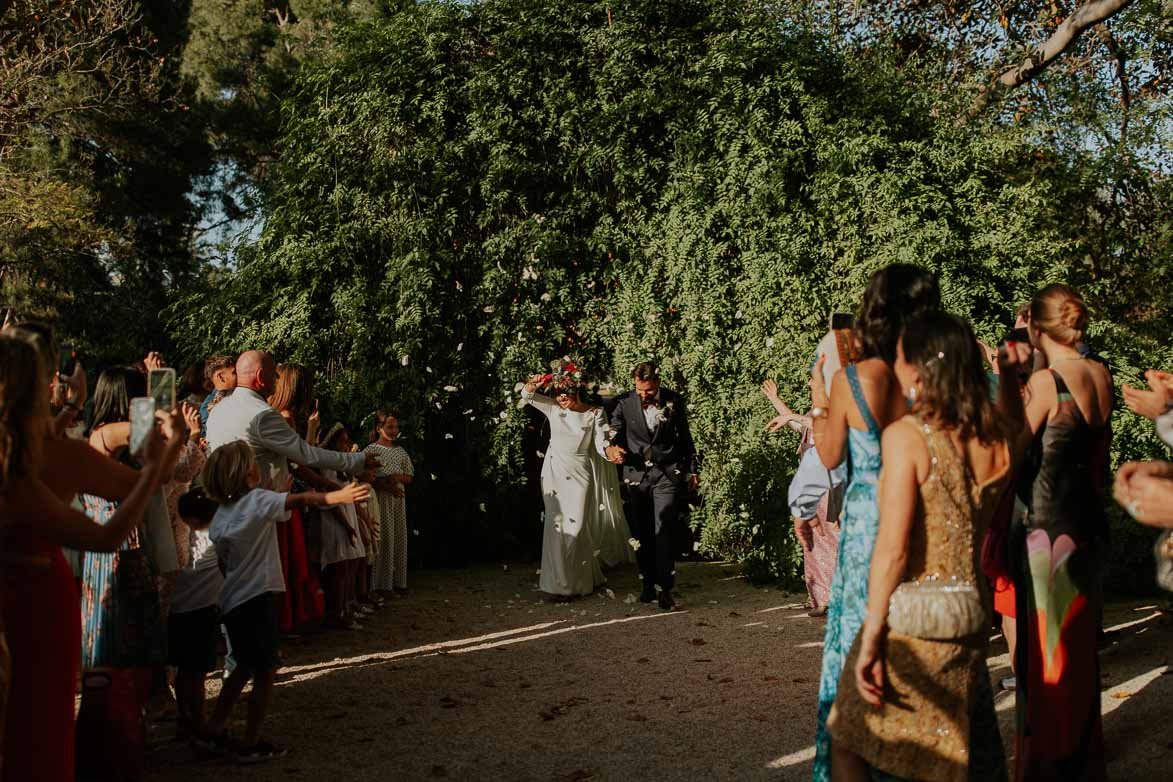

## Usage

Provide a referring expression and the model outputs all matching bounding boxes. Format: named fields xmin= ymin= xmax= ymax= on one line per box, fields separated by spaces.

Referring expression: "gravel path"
xmin=146 ymin=561 xmax=1172 ymax=781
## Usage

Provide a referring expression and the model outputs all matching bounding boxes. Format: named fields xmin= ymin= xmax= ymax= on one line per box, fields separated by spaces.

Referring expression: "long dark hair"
xmin=902 ymin=311 xmax=1006 ymax=445
xmin=856 ymin=264 xmax=941 ymax=363
xmin=88 ymin=366 xmax=147 ymax=432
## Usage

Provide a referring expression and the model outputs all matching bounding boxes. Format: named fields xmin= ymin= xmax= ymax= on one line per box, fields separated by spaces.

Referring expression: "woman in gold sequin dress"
xmin=828 ymin=312 xmax=1012 ymax=782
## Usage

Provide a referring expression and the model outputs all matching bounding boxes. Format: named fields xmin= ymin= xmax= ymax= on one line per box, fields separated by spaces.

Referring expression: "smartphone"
xmin=129 ymin=397 xmax=157 ymax=456
xmin=59 ymin=343 xmax=76 ymax=377
xmin=830 ymin=312 xmax=854 ymax=331
xmin=148 ymin=367 xmax=176 ymax=411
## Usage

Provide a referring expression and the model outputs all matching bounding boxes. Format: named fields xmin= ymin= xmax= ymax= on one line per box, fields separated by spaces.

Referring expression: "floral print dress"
xmin=813 ymin=365 xmax=894 ymax=782
xmin=80 ymin=496 xmax=166 ymax=669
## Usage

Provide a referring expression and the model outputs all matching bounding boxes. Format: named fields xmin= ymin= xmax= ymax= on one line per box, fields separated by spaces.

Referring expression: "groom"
xmin=605 ymin=362 xmax=698 ymax=610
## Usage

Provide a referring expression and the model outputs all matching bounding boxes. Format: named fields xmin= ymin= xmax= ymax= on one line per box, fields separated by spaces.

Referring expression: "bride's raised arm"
xmin=520 ymin=374 xmax=556 ymax=412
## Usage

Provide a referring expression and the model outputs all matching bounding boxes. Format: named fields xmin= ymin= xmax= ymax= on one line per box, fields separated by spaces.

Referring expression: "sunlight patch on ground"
xmin=276 ymin=613 xmax=688 ymax=686
xmin=765 ymin=744 xmax=816 ymax=769
xmin=1101 ymin=665 xmax=1169 ymax=716
xmin=1104 ymin=611 xmax=1162 ymax=634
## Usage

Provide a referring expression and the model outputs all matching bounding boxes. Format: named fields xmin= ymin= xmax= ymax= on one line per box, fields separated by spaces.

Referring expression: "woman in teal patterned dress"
xmin=809 ymin=265 xmax=940 ymax=782
xmin=79 ymin=368 xmax=168 ymax=671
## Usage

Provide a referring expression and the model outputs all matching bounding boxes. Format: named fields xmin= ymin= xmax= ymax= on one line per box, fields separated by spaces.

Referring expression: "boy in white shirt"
xmin=197 ymin=441 xmax=369 ymax=763
xmin=170 ymin=487 xmax=224 ymax=742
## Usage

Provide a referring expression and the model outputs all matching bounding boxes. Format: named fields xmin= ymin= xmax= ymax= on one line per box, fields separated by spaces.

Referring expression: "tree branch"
xmin=965 ymin=0 xmax=1135 ymax=121
xmin=1095 ymin=22 xmax=1130 ymax=142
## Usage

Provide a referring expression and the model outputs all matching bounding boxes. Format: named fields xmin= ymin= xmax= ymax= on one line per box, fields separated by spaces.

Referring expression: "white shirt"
xmin=209 ymin=488 xmax=288 ymax=614
xmin=206 ymin=387 xmax=366 ymax=492
xmin=169 ymin=528 xmax=222 ymax=614
xmin=641 ymin=394 xmax=664 ymax=433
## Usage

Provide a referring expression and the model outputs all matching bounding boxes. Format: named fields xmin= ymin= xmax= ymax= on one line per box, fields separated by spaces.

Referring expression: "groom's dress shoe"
xmin=658 ymin=590 xmax=676 ymax=610
xmin=639 ymin=586 xmax=656 ymax=603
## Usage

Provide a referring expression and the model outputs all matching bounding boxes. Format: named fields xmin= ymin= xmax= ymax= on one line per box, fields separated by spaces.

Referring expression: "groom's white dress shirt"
xmin=641 ymin=393 xmax=664 ymax=433
xmin=206 ymin=387 xmax=366 ymax=493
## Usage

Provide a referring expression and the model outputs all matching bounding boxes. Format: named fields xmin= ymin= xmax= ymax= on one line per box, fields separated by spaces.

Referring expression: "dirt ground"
xmin=146 ymin=561 xmax=1173 ymax=781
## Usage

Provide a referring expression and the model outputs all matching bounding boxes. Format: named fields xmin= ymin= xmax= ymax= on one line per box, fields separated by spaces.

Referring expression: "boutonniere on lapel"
xmin=662 ymin=400 xmax=676 ymax=422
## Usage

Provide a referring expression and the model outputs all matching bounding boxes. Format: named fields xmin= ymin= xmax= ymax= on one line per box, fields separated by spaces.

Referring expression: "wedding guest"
xmin=199 ymin=355 xmax=236 ymax=437
xmin=268 ymin=363 xmax=320 ymax=446
xmin=983 ymin=323 xmax=1036 ymax=692
xmin=79 ymin=368 xmax=169 ymax=716
xmin=605 ymin=362 xmax=698 ymax=610
xmin=266 ymin=363 xmax=327 ymax=630
xmin=163 ymin=403 xmax=206 ymax=575
xmin=364 ymin=413 xmax=415 ymax=596
xmin=206 ymin=352 xmax=376 ymax=627
xmin=0 ymin=334 xmax=184 ymax=782
xmin=180 ymin=360 xmax=210 ymax=408
xmin=170 ymin=487 xmax=222 ymax=740
xmin=762 ymin=373 xmax=846 ymax=617
xmin=809 ymin=264 xmax=940 ymax=782
xmin=2 ymin=321 xmax=88 ymax=438
xmin=318 ymin=423 xmax=368 ymax=628
xmin=829 ymin=311 xmax=1011 ymax=782
xmin=197 ymin=441 xmax=369 ymax=762
xmin=998 ymin=283 xmax=1113 ymax=781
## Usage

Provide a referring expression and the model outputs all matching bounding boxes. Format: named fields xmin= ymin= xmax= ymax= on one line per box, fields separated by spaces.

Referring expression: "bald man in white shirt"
xmin=206 ymin=351 xmax=376 ymax=490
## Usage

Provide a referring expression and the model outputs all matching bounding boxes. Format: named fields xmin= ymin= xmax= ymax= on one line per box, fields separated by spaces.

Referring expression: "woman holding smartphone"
xmin=0 ymin=333 xmax=185 ymax=782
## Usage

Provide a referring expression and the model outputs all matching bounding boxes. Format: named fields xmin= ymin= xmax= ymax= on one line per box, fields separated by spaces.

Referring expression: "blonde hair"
xmin=267 ymin=363 xmax=313 ymax=433
xmin=201 ymin=441 xmax=256 ymax=505
xmin=0 ymin=336 xmax=50 ymax=492
xmin=1030 ymin=283 xmax=1089 ymax=347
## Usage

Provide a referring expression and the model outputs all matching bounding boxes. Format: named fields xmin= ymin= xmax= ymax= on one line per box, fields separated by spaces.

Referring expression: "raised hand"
xmin=155 ymin=406 xmax=189 ymax=446
xmin=143 ymin=351 xmax=166 ymax=371
xmin=181 ymin=402 xmax=201 ymax=442
xmin=60 ymin=360 xmax=87 ymax=409
xmin=1122 ymin=370 xmax=1173 ymax=420
xmin=765 ymin=414 xmax=794 ymax=433
xmin=760 ymin=379 xmax=779 ymax=401
xmin=327 ymin=481 xmax=371 ymax=506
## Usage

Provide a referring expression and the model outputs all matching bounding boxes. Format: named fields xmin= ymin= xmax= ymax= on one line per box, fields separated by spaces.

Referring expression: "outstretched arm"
xmin=256 ymin=408 xmax=367 ymax=475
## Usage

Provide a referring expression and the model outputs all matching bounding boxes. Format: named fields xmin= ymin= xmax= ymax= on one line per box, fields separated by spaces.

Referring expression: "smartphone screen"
xmin=830 ymin=312 xmax=854 ymax=331
xmin=129 ymin=397 xmax=157 ymax=456
xmin=148 ymin=367 xmax=176 ymax=411
xmin=59 ymin=344 xmax=76 ymax=377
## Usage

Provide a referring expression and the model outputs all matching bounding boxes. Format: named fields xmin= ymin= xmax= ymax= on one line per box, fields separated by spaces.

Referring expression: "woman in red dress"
xmin=267 ymin=364 xmax=326 ymax=630
xmin=0 ymin=332 xmax=185 ymax=781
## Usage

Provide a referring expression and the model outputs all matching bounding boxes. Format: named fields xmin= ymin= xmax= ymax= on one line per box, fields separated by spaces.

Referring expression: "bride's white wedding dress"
xmin=522 ymin=389 xmax=633 ymax=596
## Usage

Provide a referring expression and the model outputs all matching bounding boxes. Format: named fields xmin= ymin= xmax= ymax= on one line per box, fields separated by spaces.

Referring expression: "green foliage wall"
xmin=174 ymin=0 xmax=1172 ymax=589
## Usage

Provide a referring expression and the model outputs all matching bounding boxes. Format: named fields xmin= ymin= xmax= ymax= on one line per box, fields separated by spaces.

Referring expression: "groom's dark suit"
xmin=609 ymin=388 xmax=697 ymax=592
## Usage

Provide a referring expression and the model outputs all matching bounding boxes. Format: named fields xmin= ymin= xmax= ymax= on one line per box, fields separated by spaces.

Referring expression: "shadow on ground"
xmin=146 ymin=563 xmax=1171 ymax=781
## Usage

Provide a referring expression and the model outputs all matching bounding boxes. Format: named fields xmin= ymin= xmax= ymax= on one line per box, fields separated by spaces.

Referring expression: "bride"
xmin=521 ymin=362 xmax=633 ymax=598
